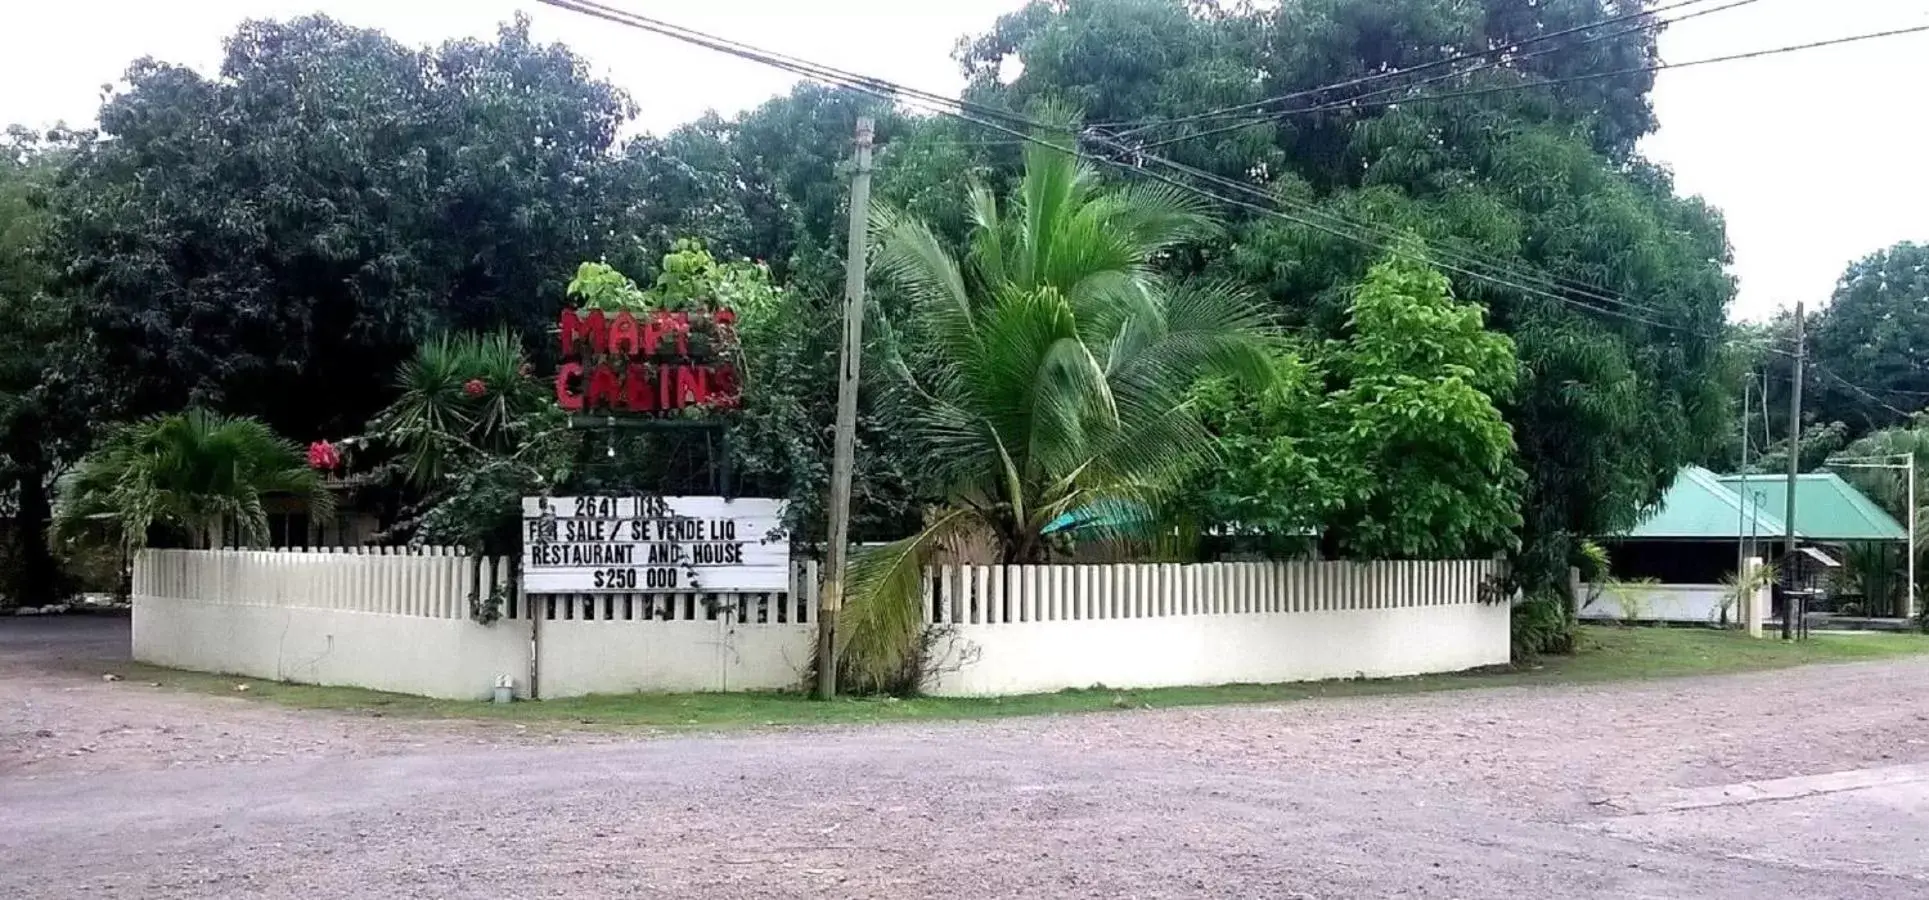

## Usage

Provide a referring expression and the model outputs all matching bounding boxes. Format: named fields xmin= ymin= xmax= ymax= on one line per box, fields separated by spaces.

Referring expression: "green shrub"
xmin=1511 ymin=593 xmax=1573 ymax=661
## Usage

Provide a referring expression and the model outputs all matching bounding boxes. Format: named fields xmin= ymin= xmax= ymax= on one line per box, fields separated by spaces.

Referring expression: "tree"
xmin=0 ymin=127 xmax=99 ymax=605
xmin=1181 ymin=250 xmax=1524 ymax=559
xmin=844 ymin=134 xmax=1277 ymax=691
xmin=1179 ymin=348 xmax=1336 ymax=548
xmin=53 ymin=15 xmax=637 ymax=442
xmin=54 ymin=410 xmax=332 ymax=552
xmin=1317 ymin=250 xmax=1524 ymax=557
xmin=623 ymin=96 xmax=986 ymax=543
xmin=1811 ymin=242 xmax=1929 ymax=434
xmin=957 ymin=0 xmax=1736 ymax=602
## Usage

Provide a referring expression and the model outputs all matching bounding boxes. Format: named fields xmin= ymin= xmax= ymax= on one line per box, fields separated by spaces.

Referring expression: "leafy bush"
xmin=1511 ymin=593 xmax=1573 ymax=662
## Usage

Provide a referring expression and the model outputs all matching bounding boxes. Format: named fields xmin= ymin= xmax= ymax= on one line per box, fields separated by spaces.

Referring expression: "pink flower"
xmin=463 ymin=378 xmax=487 ymax=398
xmin=307 ymin=441 xmax=341 ymax=471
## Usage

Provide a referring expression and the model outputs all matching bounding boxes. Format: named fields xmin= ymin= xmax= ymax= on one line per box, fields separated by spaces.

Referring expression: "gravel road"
xmin=6 ymin=616 xmax=1929 ymax=898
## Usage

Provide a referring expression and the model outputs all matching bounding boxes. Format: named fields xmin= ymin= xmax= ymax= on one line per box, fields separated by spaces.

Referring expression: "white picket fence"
xmin=132 ymin=551 xmax=1510 ymax=700
xmin=924 ymin=560 xmax=1494 ymax=623
xmin=132 ymin=549 xmax=820 ymax=699
xmin=137 ymin=547 xmax=504 ymax=620
xmin=919 ymin=560 xmax=1509 ymax=695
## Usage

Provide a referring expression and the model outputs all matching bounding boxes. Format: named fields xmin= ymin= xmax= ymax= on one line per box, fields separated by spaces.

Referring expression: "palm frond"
xmin=840 ymin=506 xmax=981 ymax=693
xmin=55 ymin=409 xmax=318 ymax=552
xmin=871 ymin=205 xmax=974 ymax=322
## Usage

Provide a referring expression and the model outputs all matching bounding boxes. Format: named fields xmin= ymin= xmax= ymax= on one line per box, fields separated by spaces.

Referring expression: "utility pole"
xmin=815 ymin=117 xmax=874 ymax=701
xmin=1782 ymin=301 xmax=1804 ymax=641
xmin=1736 ymin=374 xmax=1751 ymax=615
xmin=1908 ymin=451 xmax=1917 ymax=621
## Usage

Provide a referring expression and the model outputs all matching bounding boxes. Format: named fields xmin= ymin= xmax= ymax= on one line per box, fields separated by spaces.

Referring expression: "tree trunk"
xmin=7 ymin=461 xmax=63 ymax=607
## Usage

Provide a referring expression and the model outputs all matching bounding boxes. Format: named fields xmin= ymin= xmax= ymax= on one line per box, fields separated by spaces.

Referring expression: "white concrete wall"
xmin=133 ymin=548 xmax=529 ymax=700
xmin=918 ymin=560 xmax=1510 ymax=697
xmin=1580 ymin=583 xmax=1729 ymax=623
xmin=136 ymin=553 xmax=1510 ymax=701
xmin=132 ymin=595 xmax=529 ymax=700
xmin=536 ymin=620 xmax=811 ymax=697
xmin=132 ymin=549 xmax=816 ymax=700
xmin=923 ymin=604 xmax=1510 ymax=696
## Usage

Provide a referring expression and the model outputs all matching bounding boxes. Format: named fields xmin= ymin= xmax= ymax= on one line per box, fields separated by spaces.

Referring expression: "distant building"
xmin=1588 ymin=466 xmax=1905 ymax=621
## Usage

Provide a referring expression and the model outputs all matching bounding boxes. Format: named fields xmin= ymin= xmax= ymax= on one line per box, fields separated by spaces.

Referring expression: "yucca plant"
xmin=54 ymin=409 xmax=331 ymax=551
xmin=373 ymin=330 xmax=547 ymax=489
xmin=841 ymin=130 xmax=1278 ymax=691
xmin=1717 ymin=561 xmax=1778 ymax=627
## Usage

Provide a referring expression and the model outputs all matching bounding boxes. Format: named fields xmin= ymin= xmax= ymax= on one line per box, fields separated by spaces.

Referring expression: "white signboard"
xmin=520 ymin=496 xmax=789 ymax=594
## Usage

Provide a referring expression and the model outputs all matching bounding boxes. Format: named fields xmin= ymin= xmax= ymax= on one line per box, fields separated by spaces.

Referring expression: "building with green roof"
xmin=1595 ymin=466 xmax=1905 ymax=618
xmin=1713 ymin=473 xmax=1908 ymax=543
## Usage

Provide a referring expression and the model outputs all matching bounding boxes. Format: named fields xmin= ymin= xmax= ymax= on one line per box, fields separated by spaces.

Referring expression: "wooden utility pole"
xmin=1735 ymin=375 xmax=1750 ymax=628
xmin=815 ymin=117 xmax=874 ymax=700
xmin=1908 ymin=451 xmax=1917 ymax=620
xmin=1782 ymin=301 xmax=1804 ymax=641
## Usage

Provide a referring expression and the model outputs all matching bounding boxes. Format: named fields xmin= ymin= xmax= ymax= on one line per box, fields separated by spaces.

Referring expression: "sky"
xmin=2 ymin=0 xmax=1924 ymax=321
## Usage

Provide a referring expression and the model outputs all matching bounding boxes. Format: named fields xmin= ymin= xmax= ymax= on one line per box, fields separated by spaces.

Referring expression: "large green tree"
xmin=1811 ymin=242 xmax=1929 ymax=434
xmin=0 ymin=127 xmax=101 ymax=605
xmin=1317 ymin=251 xmax=1524 ymax=557
xmin=956 ymin=0 xmax=1736 ymax=597
xmin=623 ymin=86 xmax=1005 ymax=543
xmin=54 ymin=15 xmax=637 ymax=442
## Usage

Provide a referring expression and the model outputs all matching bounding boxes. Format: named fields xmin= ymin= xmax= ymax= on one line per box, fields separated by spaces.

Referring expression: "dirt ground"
xmin=6 ymin=616 xmax=1929 ymax=898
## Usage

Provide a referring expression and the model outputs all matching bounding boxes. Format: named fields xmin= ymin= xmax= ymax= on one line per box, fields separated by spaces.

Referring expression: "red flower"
xmin=307 ymin=440 xmax=341 ymax=471
xmin=463 ymin=378 xmax=487 ymax=398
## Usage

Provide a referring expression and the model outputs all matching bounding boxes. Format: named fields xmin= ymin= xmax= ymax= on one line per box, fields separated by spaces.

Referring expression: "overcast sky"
xmin=3 ymin=0 xmax=1925 ymax=321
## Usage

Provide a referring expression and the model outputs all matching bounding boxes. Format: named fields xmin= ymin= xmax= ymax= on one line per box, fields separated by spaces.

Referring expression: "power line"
xmin=1104 ymin=0 xmax=1740 ymax=135
xmin=1814 ymin=362 xmax=1922 ymax=419
xmin=1093 ymin=138 xmax=1689 ymax=324
xmin=535 ymin=0 xmax=1733 ymax=341
xmin=535 ymin=0 xmax=1052 ymax=132
xmin=1135 ymin=22 xmax=1929 ymax=151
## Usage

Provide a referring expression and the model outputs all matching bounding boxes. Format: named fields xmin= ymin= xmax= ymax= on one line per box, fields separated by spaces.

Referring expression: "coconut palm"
xmin=841 ymin=134 xmax=1278 ymax=690
xmin=54 ymin=409 xmax=333 ymax=551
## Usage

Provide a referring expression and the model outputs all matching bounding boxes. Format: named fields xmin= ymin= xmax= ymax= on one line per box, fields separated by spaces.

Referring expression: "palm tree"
xmin=55 ymin=409 xmax=333 ymax=551
xmin=841 ymin=133 xmax=1278 ymax=690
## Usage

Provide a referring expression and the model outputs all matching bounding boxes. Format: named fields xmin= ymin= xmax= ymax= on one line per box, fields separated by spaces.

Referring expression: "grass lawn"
xmin=123 ymin=625 xmax=1929 ymax=732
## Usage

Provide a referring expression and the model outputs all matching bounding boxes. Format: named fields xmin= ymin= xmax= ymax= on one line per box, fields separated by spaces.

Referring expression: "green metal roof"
xmin=1619 ymin=466 xmax=1789 ymax=540
xmin=1609 ymin=466 xmax=1906 ymax=542
xmin=1715 ymin=473 xmax=1908 ymax=542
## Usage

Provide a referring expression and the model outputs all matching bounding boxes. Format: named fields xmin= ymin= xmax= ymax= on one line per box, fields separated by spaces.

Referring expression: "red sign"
xmin=553 ymin=307 xmax=741 ymax=414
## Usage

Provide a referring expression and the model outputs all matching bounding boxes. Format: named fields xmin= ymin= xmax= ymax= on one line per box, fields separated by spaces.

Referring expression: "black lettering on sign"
xmin=654 ymin=518 xmax=706 ymax=541
xmin=688 ymin=543 xmax=745 ymax=565
xmin=593 ymin=568 xmax=637 ymax=590
xmin=564 ymin=519 xmax=608 ymax=542
xmin=574 ymin=497 xmax=618 ymax=518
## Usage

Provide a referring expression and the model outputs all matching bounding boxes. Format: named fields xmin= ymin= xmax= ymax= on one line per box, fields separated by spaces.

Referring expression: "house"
xmin=1587 ymin=466 xmax=1906 ymax=623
